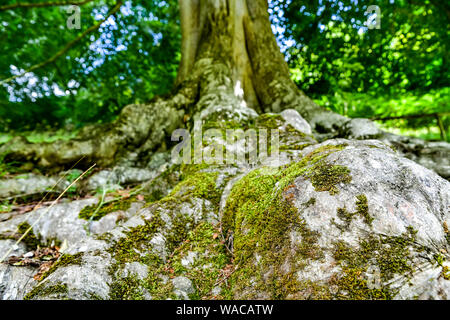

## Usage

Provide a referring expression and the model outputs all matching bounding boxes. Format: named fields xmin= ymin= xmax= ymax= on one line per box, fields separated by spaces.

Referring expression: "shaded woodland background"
xmin=0 ymin=0 xmax=448 ymax=149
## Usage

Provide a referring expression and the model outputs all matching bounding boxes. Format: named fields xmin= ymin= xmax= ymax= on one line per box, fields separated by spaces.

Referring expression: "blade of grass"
xmin=0 ymin=163 xmax=96 ymax=263
xmin=29 ymin=156 xmax=87 ymax=210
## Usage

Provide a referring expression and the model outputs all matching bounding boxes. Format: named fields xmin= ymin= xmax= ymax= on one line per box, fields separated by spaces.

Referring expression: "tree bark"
xmin=175 ymin=0 xmax=327 ymax=115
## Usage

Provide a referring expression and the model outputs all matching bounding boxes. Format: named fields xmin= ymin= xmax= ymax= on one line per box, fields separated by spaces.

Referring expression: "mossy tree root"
xmin=0 ymin=87 xmax=198 ymax=170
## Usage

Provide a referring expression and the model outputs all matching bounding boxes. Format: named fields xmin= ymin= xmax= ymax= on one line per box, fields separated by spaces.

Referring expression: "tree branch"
xmin=0 ymin=0 xmax=95 ymax=12
xmin=0 ymin=0 xmax=123 ymax=86
xmin=371 ymin=112 xmax=450 ymax=121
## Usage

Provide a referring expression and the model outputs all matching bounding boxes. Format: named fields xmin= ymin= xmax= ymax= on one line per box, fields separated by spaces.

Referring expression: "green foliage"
xmin=314 ymin=88 xmax=450 ymax=141
xmin=0 ymin=0 xmax=180 ymax=131
xmin=271 ymin=0 xmax=449 ymax=141
xmin=273 ymin=0 xmax=448 ymax=93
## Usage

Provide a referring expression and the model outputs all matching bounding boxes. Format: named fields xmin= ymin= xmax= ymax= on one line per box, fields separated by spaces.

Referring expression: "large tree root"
xmin=0 ymin=87 xmax=197 ymax=170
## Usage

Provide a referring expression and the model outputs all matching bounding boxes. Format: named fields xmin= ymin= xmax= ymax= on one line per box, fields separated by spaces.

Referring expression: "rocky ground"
xmin=0 ymin=106 xmax=449 ymax=300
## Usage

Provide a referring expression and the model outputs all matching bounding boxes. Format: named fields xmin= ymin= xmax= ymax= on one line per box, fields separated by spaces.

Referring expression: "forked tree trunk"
xmin=176 ymin=0 xmax=329 ymax=117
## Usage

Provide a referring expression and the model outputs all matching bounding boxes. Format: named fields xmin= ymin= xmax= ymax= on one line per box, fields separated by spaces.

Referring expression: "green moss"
xmin=179 ymin=163 xmax=209 ymax=179
xmin=107 ymin=249 xmax=174 ymax=300
xmin=103 ymin=145 xmax=342 ymax=299
xmin=278 ymin=143 xmax=351 ymax=196
xmin=16 ymin=222 xmax=41 ymax=249
xmin=107 ymin=221 xmax=172 ymax=300
xmin=203 ymin=119 xmax=251 ymax=131
xmin=4 ymin=222 xmax=61 ymax=250
xmin=306 ymin=163 xmax=351 ymax=195
xmin=163 ymin=211 xmax=203 ymax=253
xmin=434 ymin=253 xmax=445 ymax=266
xmin=109 ymin=276 xmax=146 ymax=300
xmin=279 ymin=124 xmax=316 ymax=151
xmin=140 ymin=166 xmax=181 ymax=207
xmin=88 ymin=292 xmax=104 ymax=300
xmin=24 ymin=283 xmax=68 ymax=300
xmin=105 ymin=161 xmax=231 ymax=300
xmin=303 ymin=143 xmax=348 ymax=161
xmin=336 ymin=194 xmax=373 ymax=229
xmin=222 ymin=143 xmax=351 ymax=298
xmin=106 ymin=177 xmax=220 ymax=299
xmin=170 ymin=170 xmax=221 ymax=206
xmin=222 ymin=141 xmax=422 ymax=299
xmin=442 ymin=266 xmax=450 ymax=280
xmin=331 ymin=228 xmax=423 ymax=299
xmin=285 ymin=124 xmax=306 ymax=135
xmin=255 ymin=114 xmax=284 ymax=129
xmin=95 ymin=232 xmax=113 ymax=242
xmin=144 ymin=189 xmax=165 ymax=203
xmin=332 ymin=267 xmax=392 ymax=300
xmin=279 ymin=143 xmax=312 ymax=151
xmin=336 ymin=208 xmax=354 ymax=229
xmin=108 ymin=222 xmax=231 ymax=300
xmin=303 ymin=197 xmax=316 ymax=207
xmin=106 ymin=163 xmax=228 ymax=300
xmin=109 ymin=214 xmax=165 ymax=265
xmin=336 ymin=233 xmax=417 ymax=280
xmin=171 ymin=223 xmax=231 ymax=299
xmin=78 ymin=198 xmax=133 ymax=221
xmin=222 ymin=162 xmax=324 ymax=299
xmin=355 ymin=195 xmax=373 ymax=225
xmin=432 ymin=253 xmax=450 ymax=281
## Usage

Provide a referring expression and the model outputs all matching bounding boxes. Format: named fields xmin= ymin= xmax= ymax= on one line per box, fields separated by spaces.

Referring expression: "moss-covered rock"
xmin=79 ymin=198 xmax=133 ymax=221
xmin=2 ymin=111 xmax=449 ymax=301
xmin=222 ymin=139 xmax=450 ymax=299
xmin=24 ymin=283 xmax=68 ymax=300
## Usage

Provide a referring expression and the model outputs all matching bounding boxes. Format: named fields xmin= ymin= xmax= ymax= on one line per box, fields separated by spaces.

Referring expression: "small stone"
xmin=280 ymin=109 xmax=312 ymax=135
xmin=23 ymin=252 xmax=34 ymax=258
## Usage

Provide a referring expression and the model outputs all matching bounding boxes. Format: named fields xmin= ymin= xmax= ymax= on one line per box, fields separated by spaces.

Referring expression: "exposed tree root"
xmin=0 ymin=86 xmax=198 ymax=170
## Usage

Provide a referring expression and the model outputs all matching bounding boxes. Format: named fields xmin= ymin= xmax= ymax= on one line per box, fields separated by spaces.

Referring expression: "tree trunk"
xmin=176 ymin=0 xmax=336 ymax=118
